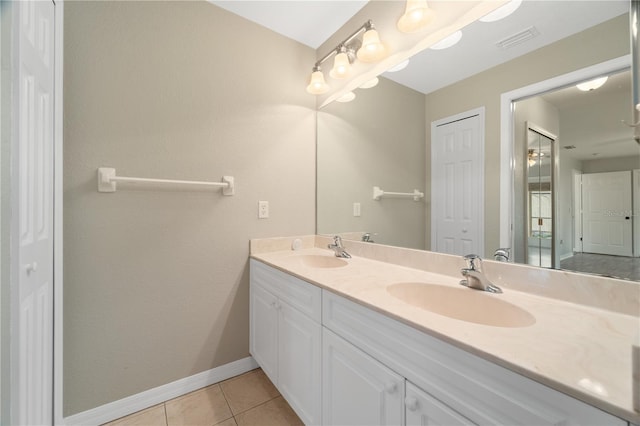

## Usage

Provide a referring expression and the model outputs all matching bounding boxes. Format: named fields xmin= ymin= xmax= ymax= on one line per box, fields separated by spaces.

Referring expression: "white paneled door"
xmin=431 ymin=109 xmax=484 ymax=256
xmin=15 ymin=0 xmax=55 ymax=424
xmin=582 ymin=171 xmax=633 ymax=257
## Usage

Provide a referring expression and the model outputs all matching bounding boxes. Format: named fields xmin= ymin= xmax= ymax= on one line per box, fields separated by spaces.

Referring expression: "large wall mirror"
xmin=317 ymin=1 xmax=640 ymax=281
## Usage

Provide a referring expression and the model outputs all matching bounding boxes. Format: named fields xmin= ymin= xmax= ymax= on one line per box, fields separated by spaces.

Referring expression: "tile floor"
xmin=103 ymin=369 xmax=303 ymax=426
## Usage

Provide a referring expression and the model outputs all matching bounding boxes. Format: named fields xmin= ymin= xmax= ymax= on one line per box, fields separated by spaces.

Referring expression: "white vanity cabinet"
xmin=249 ymin=260 xmax=322 ymax=425
xmin=250 ymin=260 xmax=629 ymax=426
xmin=322 ymin=290 xmax=626 ymax=426
xmin=405 ymin=381 xmax=474 ymax=426
xmin=323 ymin=328 xmax=404 ymax=426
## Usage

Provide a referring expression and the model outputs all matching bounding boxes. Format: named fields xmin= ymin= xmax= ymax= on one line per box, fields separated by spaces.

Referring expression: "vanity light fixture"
xmin=479 ymin=0 xmax=522 ymax=22
xmin=357 ymin=22 xmax=387 ymax=62
xmin=330 ymin=45 xmax=353 ymax=79
xmin=306 ymin=65 xmax=330 ymax=95
xmin=306 ymin=19 xmax=387 ymax=95
xmin=359 ymin=77 xmax=379 ymax=89
xmin=430 ymin=30 xmax=463 ymax=50
xmin=397 ymin=0 xmax=436 ymax=33
xmin=576 ymin=76 xmax=608 ymax=91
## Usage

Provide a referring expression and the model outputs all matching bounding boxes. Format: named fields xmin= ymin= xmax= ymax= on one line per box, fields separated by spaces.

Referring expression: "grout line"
xmin=163 ymin=403 xmax=168 ymax=426
xmin=231 ymin=394 xmax=281 ymax=417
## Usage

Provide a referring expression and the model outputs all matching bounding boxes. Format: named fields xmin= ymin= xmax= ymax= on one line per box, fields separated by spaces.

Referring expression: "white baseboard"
xmin=560 ymin=252 xmax=575 ymax=261
xmin=62 ymin=356 xmax=258 ymax=426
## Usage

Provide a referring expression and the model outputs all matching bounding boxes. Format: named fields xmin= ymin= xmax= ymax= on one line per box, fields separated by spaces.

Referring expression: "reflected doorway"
xmin=526 ymin=127 xmax=556 ymax=268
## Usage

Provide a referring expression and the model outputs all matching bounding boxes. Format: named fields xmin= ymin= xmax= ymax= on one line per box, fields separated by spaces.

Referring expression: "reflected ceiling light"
xmin=387 ymin=59 xmax=410 ymax=73
xmin=336 ymin=92 xmax=356 ymax=103
xmin=527 ymin=149 xmax=536 ymax=167
xmin=360 ymin=77 xmax=379 ymax=89
xmin=397 ymin=0 xmax=436 ymax=33
xmin=576 ymin=76 xmax=608 ymax=91
xmin=479 ymin=0 xmax=522 ymax=22
xmin=430 ymin=30 xmax=463 ymax=50
xmin=329 ymin=46 xmax=353 ymax=79
xmin=306 ymin=65 xmax=329 ymax=95
xmin=306 ymin=19 xmax=388 ymax=96
xmin=357 ymin=23 xmax=387 ymax=62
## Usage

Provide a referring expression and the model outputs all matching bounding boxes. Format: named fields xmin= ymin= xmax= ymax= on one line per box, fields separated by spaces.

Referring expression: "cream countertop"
xmin=250 ymin=241 xmax=640 ymax=425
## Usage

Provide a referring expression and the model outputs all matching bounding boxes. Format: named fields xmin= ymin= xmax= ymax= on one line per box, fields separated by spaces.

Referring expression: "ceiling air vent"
xmin=496 ymin=26 xmax=540 ymax=50
xmin=563 ymin=145 xmax=577 ymax=150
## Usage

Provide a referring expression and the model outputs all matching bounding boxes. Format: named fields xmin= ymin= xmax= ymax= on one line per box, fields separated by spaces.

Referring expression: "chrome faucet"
xmin=361 ymin=233 xmax=374 ymax=243
xmin=460 ymin=254 xmax=502 ymax=293
xmin=494 ymin=248 xmax=511 ymax=262
xmin=328 ymin=236 xmax=351 ymax=258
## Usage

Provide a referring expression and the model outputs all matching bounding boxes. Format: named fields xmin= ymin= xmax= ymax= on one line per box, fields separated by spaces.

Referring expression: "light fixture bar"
xmin=313 ymin=20 xmax=375 ymax=69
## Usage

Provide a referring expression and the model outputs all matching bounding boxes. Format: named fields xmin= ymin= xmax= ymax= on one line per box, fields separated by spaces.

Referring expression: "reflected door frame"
xmin=499 ymin=55 xmax=631 ymax=256
xmin=524 ymin=122 xmax=558 ymax=268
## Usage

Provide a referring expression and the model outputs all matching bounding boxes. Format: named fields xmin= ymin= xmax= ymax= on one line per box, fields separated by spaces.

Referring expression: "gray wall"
xmin=63 ymin=1 xmax=315 ymax=415
xmin=317 ymin=77 xmax=426 ymax=249
xmin=424 ymin=14 xmax=629 ymax=256
xmin=582 ymin=155 xmax=640 ymax=173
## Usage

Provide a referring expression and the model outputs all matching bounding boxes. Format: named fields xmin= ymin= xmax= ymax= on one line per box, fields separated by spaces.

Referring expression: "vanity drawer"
xmin=250 ymin=259 xmax=321 ymax=322
xmin=322 ymin=290 xmax=625 ymax=426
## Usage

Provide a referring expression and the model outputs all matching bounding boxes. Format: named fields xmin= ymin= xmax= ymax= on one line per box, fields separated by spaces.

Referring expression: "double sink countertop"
xmin=250 ymin=236 xmax=640 ymax=424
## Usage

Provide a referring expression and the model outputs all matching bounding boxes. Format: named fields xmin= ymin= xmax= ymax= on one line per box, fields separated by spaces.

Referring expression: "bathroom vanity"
xmin=249 ymin=236 xmax=639 ymax=426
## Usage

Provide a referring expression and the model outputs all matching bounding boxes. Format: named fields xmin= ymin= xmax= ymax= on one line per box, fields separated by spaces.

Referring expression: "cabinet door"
xmin=278 ymin=302 xmax=322 ymax=425
xmin=405 ymin=382 xmax=475 ymax=426
xmin=323 ymin=329 xmax=404 ymax=426
xmin=250 ymin=282 xmax=279 ymax=385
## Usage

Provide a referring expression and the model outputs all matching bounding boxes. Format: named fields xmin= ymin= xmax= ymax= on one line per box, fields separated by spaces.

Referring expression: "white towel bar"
xmin=97 ymin=167 xmax=234 ymax=195
xmin=373 ymin=186 xmax=423 ymax=201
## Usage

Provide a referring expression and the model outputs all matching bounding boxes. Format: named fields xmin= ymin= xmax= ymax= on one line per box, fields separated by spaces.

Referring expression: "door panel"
xmin=582 ymin=171 xmax=633 ymax=256
xmin=16 ymin=1 xmax=55 ymax=424
xmin=432 ymin=112 xmax=484 ymax=256
xmin=278 ymin=302 xmax=322 ymax=426
xmin=323 ymin=329 xmax=404 ymax=426
xmin=405 ymin=382 xmax=475 ymax=426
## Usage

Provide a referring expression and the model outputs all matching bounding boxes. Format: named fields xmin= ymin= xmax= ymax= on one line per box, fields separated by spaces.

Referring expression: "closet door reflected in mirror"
xmin=526 ymin=129 xmax=556 ymax=268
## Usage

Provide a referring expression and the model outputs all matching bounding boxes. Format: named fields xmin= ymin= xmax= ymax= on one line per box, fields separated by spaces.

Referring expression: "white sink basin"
xmin=296 ymin=254 xmax=348 ymax=268
xmin=387 ymin=282 xmax=535 ymax=328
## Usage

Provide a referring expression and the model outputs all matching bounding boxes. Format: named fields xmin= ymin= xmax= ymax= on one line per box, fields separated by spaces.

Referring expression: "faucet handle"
xmin=463 ymin=254 xmax=482 ymax=271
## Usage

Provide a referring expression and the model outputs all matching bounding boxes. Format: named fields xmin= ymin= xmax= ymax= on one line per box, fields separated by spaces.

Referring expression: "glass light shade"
xmin=329 ymin=52 xmax=352 ymax=79
xmin=430 ymin=30 xmax=462 ymax=50
xmin=479 ymin=0 xmax=522 ymax=22
xmin=397 ymin=0 xmax=435 ymax=33
xmin=306 ymin=70 xmax=329 ymax=95
xmin=357 ymin=29 xmax=386 ymax=63
xmin=576 ymin=76 xmax=608 ymax=91
xmin=336 ymin=92 xmax=356 ymax=103
xmin=359 ymin=78 xmax=379 ymax=89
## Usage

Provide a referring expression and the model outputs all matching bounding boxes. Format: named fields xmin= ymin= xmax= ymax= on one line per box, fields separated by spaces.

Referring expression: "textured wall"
xmin=317 ymin=77 xmax=426 ymax=249
xmin=63 ymin=1 xmax=315 ymax=415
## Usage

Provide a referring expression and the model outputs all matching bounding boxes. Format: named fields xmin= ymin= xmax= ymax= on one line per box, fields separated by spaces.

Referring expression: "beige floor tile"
xmin=234 ymin=397 xmax=303 ymax=426
xmin=103 ymin=404 xmax=167 ymax=426
xmin=220 ymin=369 xmax=279 ymax=415
xmin=165 ymin=384 xmax=232 ymax=426
xmin=214 ymin=418 xmax=237 ymax=426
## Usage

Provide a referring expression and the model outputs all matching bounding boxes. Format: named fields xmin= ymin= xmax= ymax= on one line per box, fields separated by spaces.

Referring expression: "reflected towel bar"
xmin=373 ymin=186 xmax=423 ymax=201
xmin=97 ymin=167 xmax=234 ymax=195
